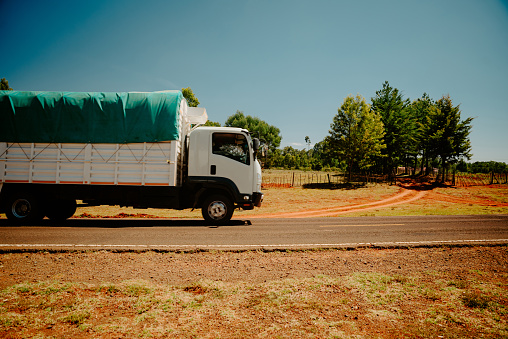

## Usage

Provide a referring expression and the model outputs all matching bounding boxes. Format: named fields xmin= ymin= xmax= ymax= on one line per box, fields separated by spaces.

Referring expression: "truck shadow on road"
xmin=0 ymin=219 xmax=253 ymax=228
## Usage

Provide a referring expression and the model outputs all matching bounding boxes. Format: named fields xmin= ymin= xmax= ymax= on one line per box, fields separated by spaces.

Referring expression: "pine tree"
xmin=410 ymin=93 xmax=434 ymax=175
xmin=427 ymin=95 xmax=473 ymax=182
xmin=329 ymin=94 xmax=385 ymax=181
xmin=371 ymin=81 xmax=416 ymax=177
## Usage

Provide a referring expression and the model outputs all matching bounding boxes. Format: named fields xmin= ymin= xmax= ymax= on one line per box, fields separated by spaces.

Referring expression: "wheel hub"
xmin=12 ymin=199 xmax=31 ymax=218
xmin=208 ymin=201 xmax=227 ymax=220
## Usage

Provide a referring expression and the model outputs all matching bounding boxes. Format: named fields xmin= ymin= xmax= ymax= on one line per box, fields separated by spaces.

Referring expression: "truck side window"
xmin=212 ymin=133 xmax=250 ymax=165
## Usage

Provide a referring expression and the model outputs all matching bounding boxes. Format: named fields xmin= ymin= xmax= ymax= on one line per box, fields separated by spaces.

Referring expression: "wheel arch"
xmin=187 ymin=176 xmax=242 ymax=208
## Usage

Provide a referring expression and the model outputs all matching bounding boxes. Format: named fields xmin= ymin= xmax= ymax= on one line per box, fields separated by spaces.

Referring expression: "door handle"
xmin=210 ymin=165 xmax=216 ymax=175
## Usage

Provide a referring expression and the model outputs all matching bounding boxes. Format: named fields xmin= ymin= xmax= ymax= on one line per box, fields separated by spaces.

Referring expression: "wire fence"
xmin=262 ymin=171 xmax=387 ymax=188
xmin=262 ymin=170 xmax=508 ymax=188
xmin=446 ymin=172 xmax=508 ymax=186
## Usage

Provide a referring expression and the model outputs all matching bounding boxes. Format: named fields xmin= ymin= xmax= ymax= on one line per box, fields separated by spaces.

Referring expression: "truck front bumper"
xmin=253 ymin=192 xmax=263 ymax=207
xmin=237 ymin=192 xmax=263 ymax=210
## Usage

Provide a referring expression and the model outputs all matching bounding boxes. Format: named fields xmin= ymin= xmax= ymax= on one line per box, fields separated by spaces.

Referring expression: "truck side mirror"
xmin=253 ymin=138 xmax=260 ymax=152
xmin=252 ymin=138 xmax=260 ymax=159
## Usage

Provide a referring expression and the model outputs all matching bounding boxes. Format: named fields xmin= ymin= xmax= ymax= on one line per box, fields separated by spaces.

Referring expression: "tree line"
xmin=324 ymin=81 xmax=475 ymax=182
xmin=183 ymin=83 xmax=484 ymax=181
xmin=184 ymin=83 xmax=508 ymax=179
xmin=4 ymin=80 xmax=504 ymax=177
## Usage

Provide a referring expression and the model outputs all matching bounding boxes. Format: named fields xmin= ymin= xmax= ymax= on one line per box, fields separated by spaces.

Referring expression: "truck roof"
xmin=0 ymin=91 xmax=185 ymax=143
xmin=195 ymin=126 xmax=248 ymax=133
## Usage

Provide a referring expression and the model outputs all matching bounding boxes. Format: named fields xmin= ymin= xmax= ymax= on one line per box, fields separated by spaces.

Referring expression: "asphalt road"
xmin=1 ymin=214 xmax=507 ymax=251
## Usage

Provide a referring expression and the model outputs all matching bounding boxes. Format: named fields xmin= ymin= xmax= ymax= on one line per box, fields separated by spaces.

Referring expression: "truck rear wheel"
xmin=5 ymin=192 xmax=44 ymax=224
xmin=201 ymin=194 xmax=234 ymax=225
xmin=45 ymin=199 xmax=77 ymax=221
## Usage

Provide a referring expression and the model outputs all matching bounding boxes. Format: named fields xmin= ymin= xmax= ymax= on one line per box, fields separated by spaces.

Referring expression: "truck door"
xmin=210 ymin=132 xmax=253 ymax=194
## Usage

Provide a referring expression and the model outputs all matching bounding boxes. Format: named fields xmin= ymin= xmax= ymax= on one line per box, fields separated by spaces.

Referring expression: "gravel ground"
xmin=1 ymin=245 xmax=507 ymax=338
xmin=1 ymin=245 xmax=507 ymax=289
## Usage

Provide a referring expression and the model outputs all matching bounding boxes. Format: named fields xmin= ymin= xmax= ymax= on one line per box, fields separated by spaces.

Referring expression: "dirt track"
xmin=252 ymin=188 xmax=426 ymax=218
xmin=253 ymin=182 xmax=508 ymax=218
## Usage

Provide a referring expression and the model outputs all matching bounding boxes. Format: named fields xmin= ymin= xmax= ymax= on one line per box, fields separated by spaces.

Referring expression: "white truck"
xmin=0 ymin=90 xmax=263 ymax=225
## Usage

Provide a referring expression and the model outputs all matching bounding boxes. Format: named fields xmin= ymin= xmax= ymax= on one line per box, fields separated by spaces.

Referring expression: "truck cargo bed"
xmin=0 ymin=141 xmax=181 ymax=187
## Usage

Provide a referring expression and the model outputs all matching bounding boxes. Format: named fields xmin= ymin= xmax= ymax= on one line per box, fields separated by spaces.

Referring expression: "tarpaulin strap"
xmin=105 ymin=145 xmax=121 ymax=163
xmin=71 ymin=144 xmax=88 ymax=161
xmin=31 ymin=143 xmax=52 ymax=160
xmin=125 ymin=144 xmax=140 ymax=162
xmin=17 ymin=143 xmax=30 ymax=160
xmin=156 ymin=142 xmax=169 ymax=159
xmin=58 ymin=144 xmax=72 ymax=162
xmin=140 ymin=142 xmax=155 ymax=163
xmin=91 ymin=144 xmax=106 ymax=162
xmin=0 ymin=143 xmax=15 ymax=158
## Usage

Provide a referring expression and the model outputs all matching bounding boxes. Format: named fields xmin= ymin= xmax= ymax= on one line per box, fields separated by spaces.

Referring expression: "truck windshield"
xmin=212 ymin=133 xmax=250 ymax=165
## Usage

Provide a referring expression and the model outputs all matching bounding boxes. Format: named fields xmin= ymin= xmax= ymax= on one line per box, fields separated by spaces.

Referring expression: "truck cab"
xmin=186 ymin=127 xmax=263 ymax=223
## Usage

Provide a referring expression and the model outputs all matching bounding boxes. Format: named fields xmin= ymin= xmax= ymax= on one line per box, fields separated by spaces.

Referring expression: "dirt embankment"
xmin=1 ymin=246 xmax=506 ymax=290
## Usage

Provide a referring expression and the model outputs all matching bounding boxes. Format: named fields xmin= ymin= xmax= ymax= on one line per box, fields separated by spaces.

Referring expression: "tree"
xmin=427 ymin=95 xmax=473 ymax=182
xmin=204 ymin=120 xmax=221 ymax=127
xmin=1 ymin=78 xmax=13 ymax=90
xmin=329 ymin=94 xmax=385 ymax=181
xmin=181 ymin=87 xmax=220 ymax=126
xmin=409 ymin=93 xmax=434 ymax=175
xmin=224 ymin=111 xmax=281 ymax=152
xmin=371 ymin=81 xmax=416 ymax=177
xmin=471 ymin=161 xmax=508 ymax=174
xmin=181 ymin=87 xmax=200 ymax=107
xmin=310 ymin=137 xmax=340 ymax=170
xmin=305 ymin=136 xmax=311 ymax=150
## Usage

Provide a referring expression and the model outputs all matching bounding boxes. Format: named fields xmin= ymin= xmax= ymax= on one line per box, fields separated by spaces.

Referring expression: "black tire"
xmin=45 ymin=199 xmax=77 ymax=221
xmin=201 ymin=194 xmax=234 ymax=225
xmin=5 ymin=192 xmax=45 ymax=225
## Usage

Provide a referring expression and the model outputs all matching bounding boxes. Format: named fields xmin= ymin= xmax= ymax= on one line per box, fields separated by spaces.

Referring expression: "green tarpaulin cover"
xmin=0 ymin=91 xmax=183 ymax=143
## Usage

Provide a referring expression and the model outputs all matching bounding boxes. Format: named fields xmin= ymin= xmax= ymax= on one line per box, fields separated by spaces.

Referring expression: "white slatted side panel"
xmin=59 ymin=144 xmax=88 ymax=184
xmin=116 ymin=144 xmax=144 ymax=185
xmin=143 ymin=142 xmax=178 ymax=186
xmin=0 ymin=142 xmax=7 ymax=183
xmin=31 ymin=143 xmax=59 ymax=183
xmin=0 ymin=142 xmax=180 ymax=186
xmin=89 ymin=144 xmax=118 ymax=184
xmin=2 ymin=143 xmax=32 ymax=183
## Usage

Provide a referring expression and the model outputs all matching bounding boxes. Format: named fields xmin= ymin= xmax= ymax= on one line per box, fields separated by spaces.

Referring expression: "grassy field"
xmin=43 ymin=181 xmax=508 ymax=219
xmin=3 ymin=181 xmax=506 ymax=220
xmin=1 ymin=247 xmax=508 ymax=338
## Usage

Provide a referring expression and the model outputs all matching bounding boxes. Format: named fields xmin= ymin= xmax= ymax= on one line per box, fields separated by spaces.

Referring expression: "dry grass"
xmin=1 ymin=257 xmax=507 ymax=339
xmin=65 ymin=180 xmax=401 ymax=219
xmin=69 ymin=182 xmax=508 ymax=219
xmin=345 ymin=184 xmax=508 ymax=217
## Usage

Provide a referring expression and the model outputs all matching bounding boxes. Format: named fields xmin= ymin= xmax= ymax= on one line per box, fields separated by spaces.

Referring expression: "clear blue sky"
xmin=2 ymin=0 xmax=507 ymax=163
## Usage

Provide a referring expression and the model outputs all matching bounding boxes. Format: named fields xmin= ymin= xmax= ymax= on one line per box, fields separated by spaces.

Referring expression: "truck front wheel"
xmin=5 ymin=193 xmax=44 ymax=224
xmin=201 ymin=194 xmax=234 ymax=225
